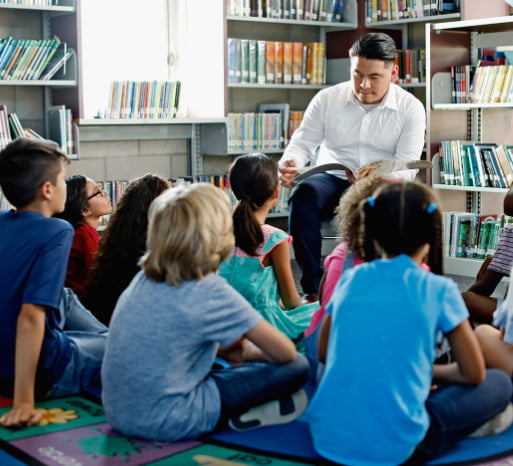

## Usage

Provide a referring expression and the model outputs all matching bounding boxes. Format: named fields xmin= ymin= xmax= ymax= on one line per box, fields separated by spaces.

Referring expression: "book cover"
xmin=292 ymin=42 xmax=302 ymax=84
xmin=274 ymin=41 xmax=284 ymax=84
xmin=227 ymin=38 xmax=241 ymax=83
xmin=291 ymin=159 xmax=433 ymax=184
xmin=283 ymin=42 xmax=293 ymax=85
xmin=248 ymin=39 xmax=258 ymax=84
xmin=240 ymin=39 xmax=249 ymax=83
xmin=257 ymin=40 xmax=266 ymax=84
xmin=500 ymin=65 xmax=513 ymax=103
xmin=266 ymin=41 xmax=276 ymax=84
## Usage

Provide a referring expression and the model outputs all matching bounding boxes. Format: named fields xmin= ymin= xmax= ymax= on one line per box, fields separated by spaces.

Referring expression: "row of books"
xmin=0 ymin=37 xmax=71 ymax=81
xmin=172 ymin=174 xmax=291 ymax=214
xmin=444 ymin=212 xmax=513 ymax=259
xmin=450 ymin=64 xmax=513 ymax=104
xmin=0 ymin=0 xmax=57 ymax=4
xmin=227 ymin=0 xmax=346 ymax=22
xmin=366 ymin=0 xmax=459 ymax=22
xmin=104 ymin=80 xmax=181 ymax=120
xmin=438 ymin=141 xmax=513 ymax=188
xmin=0 ymin=104 xmax=76 ymax=157
xmin=394 ymin=49 xmax=426 ymax=84
xmin=228 ymin=39 xmax=325 ymax=86
xmin=227 ymin=107 xmax=304 ymax=153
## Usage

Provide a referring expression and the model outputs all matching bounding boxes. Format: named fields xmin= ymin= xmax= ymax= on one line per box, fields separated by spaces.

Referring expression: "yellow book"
xmin=481 ymin=66 xmax=499 ymax=104
xmin=490 ymin=65 xmax=507 ymax=103
xmin=500 ymin=65 xmax=513 ymax=103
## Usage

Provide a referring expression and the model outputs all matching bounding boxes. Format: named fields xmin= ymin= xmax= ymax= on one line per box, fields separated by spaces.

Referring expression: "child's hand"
xmin=217 ymin=338 xmax=245 ymax=365
xmin=0 ymin=404 xmax=42 ymax=428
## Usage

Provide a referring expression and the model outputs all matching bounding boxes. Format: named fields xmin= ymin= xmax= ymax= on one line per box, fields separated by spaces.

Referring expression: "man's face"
xmin=350 ymin=56 xmax=398 ymax=104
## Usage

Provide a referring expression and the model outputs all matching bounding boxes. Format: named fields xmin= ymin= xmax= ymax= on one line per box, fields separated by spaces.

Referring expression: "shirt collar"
xmin=347 ymin=82 xmax=399 ymax=111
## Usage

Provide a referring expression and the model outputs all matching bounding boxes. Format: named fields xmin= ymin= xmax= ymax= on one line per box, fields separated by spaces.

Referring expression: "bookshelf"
xmin=0 ymin=1 xmax=78 ymax=154
xmin=426 ymin=15 xmax=513 ymax=276
xmin=198 ymin=0 xmax=358 ymax=158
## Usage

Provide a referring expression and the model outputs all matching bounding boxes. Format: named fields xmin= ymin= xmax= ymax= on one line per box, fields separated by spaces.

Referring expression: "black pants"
xmin=288 ymin=173 xmax=350 ymax=294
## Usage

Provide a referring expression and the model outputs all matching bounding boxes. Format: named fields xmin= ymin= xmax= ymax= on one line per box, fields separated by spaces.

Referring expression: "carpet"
xmin=2 ymin=395 xmax=513 ymax=465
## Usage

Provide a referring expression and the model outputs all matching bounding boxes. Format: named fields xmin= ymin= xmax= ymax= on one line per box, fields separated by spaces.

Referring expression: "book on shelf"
xmin=229 ymin=38 xmax=325 ymax=86
xmin=48 ymin=105 xmax=76 ymax=158
xmin=367 ymin=0 xmax=459 ymax=22
xmin=438 ymin=141 xmax=513 ymax=188
xmin=258 ymin=103 xmax=290 ymax=146
xmin=291 ymin=159 xmax=433 ymax=184
xmin=227 ymin=0 xmax=346 ymax=22
xmin=40 ymin=49 xmax=73 ymax=80
xmin=443 ymin=212 xmax=512 ymax=260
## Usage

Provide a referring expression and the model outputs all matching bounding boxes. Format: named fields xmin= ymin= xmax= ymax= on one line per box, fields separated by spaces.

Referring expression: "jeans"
xmin=50 ymin=288 xmax=108 ymax=398
xmin=303 ymin=318 xmax=325 ymax=385
xmin=211 ymin=353 xmax=309 ymax=430
xmin=288 ymin=173 xmax=350 ymax=294
xmin=406 ymin=368 xmax=513 ymax=464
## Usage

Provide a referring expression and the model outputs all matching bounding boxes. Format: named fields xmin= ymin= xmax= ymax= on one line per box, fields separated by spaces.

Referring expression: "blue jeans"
xmin=405 ymin=368 xmax=513 ymax=464
xmin=303 ymin=318 xmax=325 ymax=385
xmin=211 ymin=354 xmax=309 ymax=430
xmin=50 ymin=288 xmax=108 ymax=398
xmin=288 ymin=173 xmax=350 ymax=294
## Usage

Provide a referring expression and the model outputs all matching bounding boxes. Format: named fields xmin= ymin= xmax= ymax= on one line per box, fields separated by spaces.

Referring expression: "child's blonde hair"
xmin=140 ymin=183 xmax=234 ymax=286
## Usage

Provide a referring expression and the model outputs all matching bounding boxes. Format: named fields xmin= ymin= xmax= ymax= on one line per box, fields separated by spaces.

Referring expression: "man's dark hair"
xmin=0 ymin=137 xmax=69 ymax=208
xmin=349 ymin=32 xmax=397 ymax=63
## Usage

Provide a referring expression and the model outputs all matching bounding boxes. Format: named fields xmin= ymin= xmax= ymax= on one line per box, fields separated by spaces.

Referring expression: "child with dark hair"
xmin=54 ymin=175 xmax=112 ymax=296
xmin=0 ymin=138 xmax=107 ymax=428
xmin=304 ymin=175 xmax=389 ymax=379
xmin=307 ymin=180 xmax=513 ymax=465
xmin=219 ymin=153 xmax=317 ymax=347
xmin=101 ymin=183 xmax=309 ymax=441
xmin=82 ymin=174 xmax=170 ymax=325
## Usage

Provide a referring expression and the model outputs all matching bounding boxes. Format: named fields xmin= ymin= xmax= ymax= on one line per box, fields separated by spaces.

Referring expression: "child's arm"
xmin=475 ymin=325 xmax=513 ymax=375
xmin=317 ymin=314 xmax=332 ymax=363
xmin=268 ymin=241 xmax=301 ymax=309
xmin=0 ymin=304 xmax=45 ymax=427
xmin=433 ymin=319 xmax=485 ymax=385
xmin=245 ymin=320 xmax=297 ymax=363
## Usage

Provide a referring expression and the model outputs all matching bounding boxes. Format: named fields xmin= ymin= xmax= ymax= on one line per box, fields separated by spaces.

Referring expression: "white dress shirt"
xmin=280 ymin=81 xmax=426 ymax=180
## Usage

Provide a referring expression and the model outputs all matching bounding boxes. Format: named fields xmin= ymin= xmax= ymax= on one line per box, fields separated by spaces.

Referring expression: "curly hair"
xmin=334 ymin=175 xmax=389 ymax=255
xmin=81 ymin=174 xmax=169 ymax=325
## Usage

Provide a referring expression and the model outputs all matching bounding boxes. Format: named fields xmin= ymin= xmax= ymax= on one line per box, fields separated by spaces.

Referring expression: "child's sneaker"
xmin=228 ymin=389 xmax=308 ymax=431
xmin=468 ymin=403 xmax=513 ymax=438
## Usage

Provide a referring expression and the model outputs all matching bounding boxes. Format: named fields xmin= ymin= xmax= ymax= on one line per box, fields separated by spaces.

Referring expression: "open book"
xmin=290 ymin=159 xmax=433 ymax=184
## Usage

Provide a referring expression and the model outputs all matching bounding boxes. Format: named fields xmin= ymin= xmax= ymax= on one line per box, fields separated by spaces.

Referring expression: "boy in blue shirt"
xmin=0 ymin=138 xmax=107 ymax=428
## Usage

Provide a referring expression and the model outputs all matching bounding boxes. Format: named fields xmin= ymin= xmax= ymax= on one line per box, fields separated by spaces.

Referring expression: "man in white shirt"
xmin=279 ymin=33 xmax=426 ymax=302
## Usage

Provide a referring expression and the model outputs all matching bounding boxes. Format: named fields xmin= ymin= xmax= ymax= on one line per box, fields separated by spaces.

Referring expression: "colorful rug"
xmin=2 ymin=395 xmax=513 ymax=465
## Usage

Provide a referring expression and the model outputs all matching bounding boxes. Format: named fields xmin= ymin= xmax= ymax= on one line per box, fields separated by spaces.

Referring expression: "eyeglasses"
xmin=87 ymin=188 xmax=107 ymax=200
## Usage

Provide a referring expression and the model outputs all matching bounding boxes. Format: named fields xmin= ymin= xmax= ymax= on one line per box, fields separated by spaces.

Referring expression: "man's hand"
xmin=279 ymin=159 xmax=299 ymax=188
xmin=0 ymin=403 xmax=42 ymax=428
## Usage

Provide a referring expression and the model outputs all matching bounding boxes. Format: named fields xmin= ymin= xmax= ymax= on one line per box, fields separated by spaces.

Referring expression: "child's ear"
xmin=40 ymin=181 xmax=53 ymax=201
xmin=82 ymin=206 xmax=92 ymax=217
xmin=271 ymin=186 xmax=280 ymax=200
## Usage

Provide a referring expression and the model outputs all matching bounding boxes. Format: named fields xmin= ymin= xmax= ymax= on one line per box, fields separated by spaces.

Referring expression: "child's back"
xmin=309 ymin=255 xmax=465 ymax=464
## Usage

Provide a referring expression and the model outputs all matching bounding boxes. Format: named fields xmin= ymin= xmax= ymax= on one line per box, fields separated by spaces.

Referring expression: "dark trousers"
xmin=288 ymin=173 xmax=350 ymax=294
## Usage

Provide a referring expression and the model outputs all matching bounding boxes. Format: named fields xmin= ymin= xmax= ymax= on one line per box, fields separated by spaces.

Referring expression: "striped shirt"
xmin=489 ymin=224 xmax=513 ymax=275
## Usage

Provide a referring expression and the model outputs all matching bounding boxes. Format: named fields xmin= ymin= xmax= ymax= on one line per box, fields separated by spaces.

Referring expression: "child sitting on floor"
xmin=54 ymin=175 xmax=112 ymax=297
xmin=307 ymin=180 xmax=513 ymax=465
xmin=81 ymin=174 xmax=169 ymax=325
xmin=101 ymin=183 xmax=309 ymax=442
xmin=462 ymin=184 xmax=513 ymax=324
xmin=474 ymin=266 xmax=513 ymax=375
xmin=304 ymin=175 xmax=388 ymax=380
xmin=0 ymin=138 xmax=107 ymax=428
xmin=219 ymin=153 xmax=317 ymax=348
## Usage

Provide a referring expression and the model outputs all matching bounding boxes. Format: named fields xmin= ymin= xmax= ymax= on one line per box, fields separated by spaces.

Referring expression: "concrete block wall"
xmin=67 ymin=139 xmax=189 ymax=183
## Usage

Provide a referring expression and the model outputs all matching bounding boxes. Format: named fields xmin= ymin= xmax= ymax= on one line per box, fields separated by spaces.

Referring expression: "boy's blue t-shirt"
xmin=307 ymin=255 xmax=469 ymax=466
xmin=0 ymin=210 xmax=74 ymax=397
xmin=102 ymin=271 xmax=263 ymax=442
